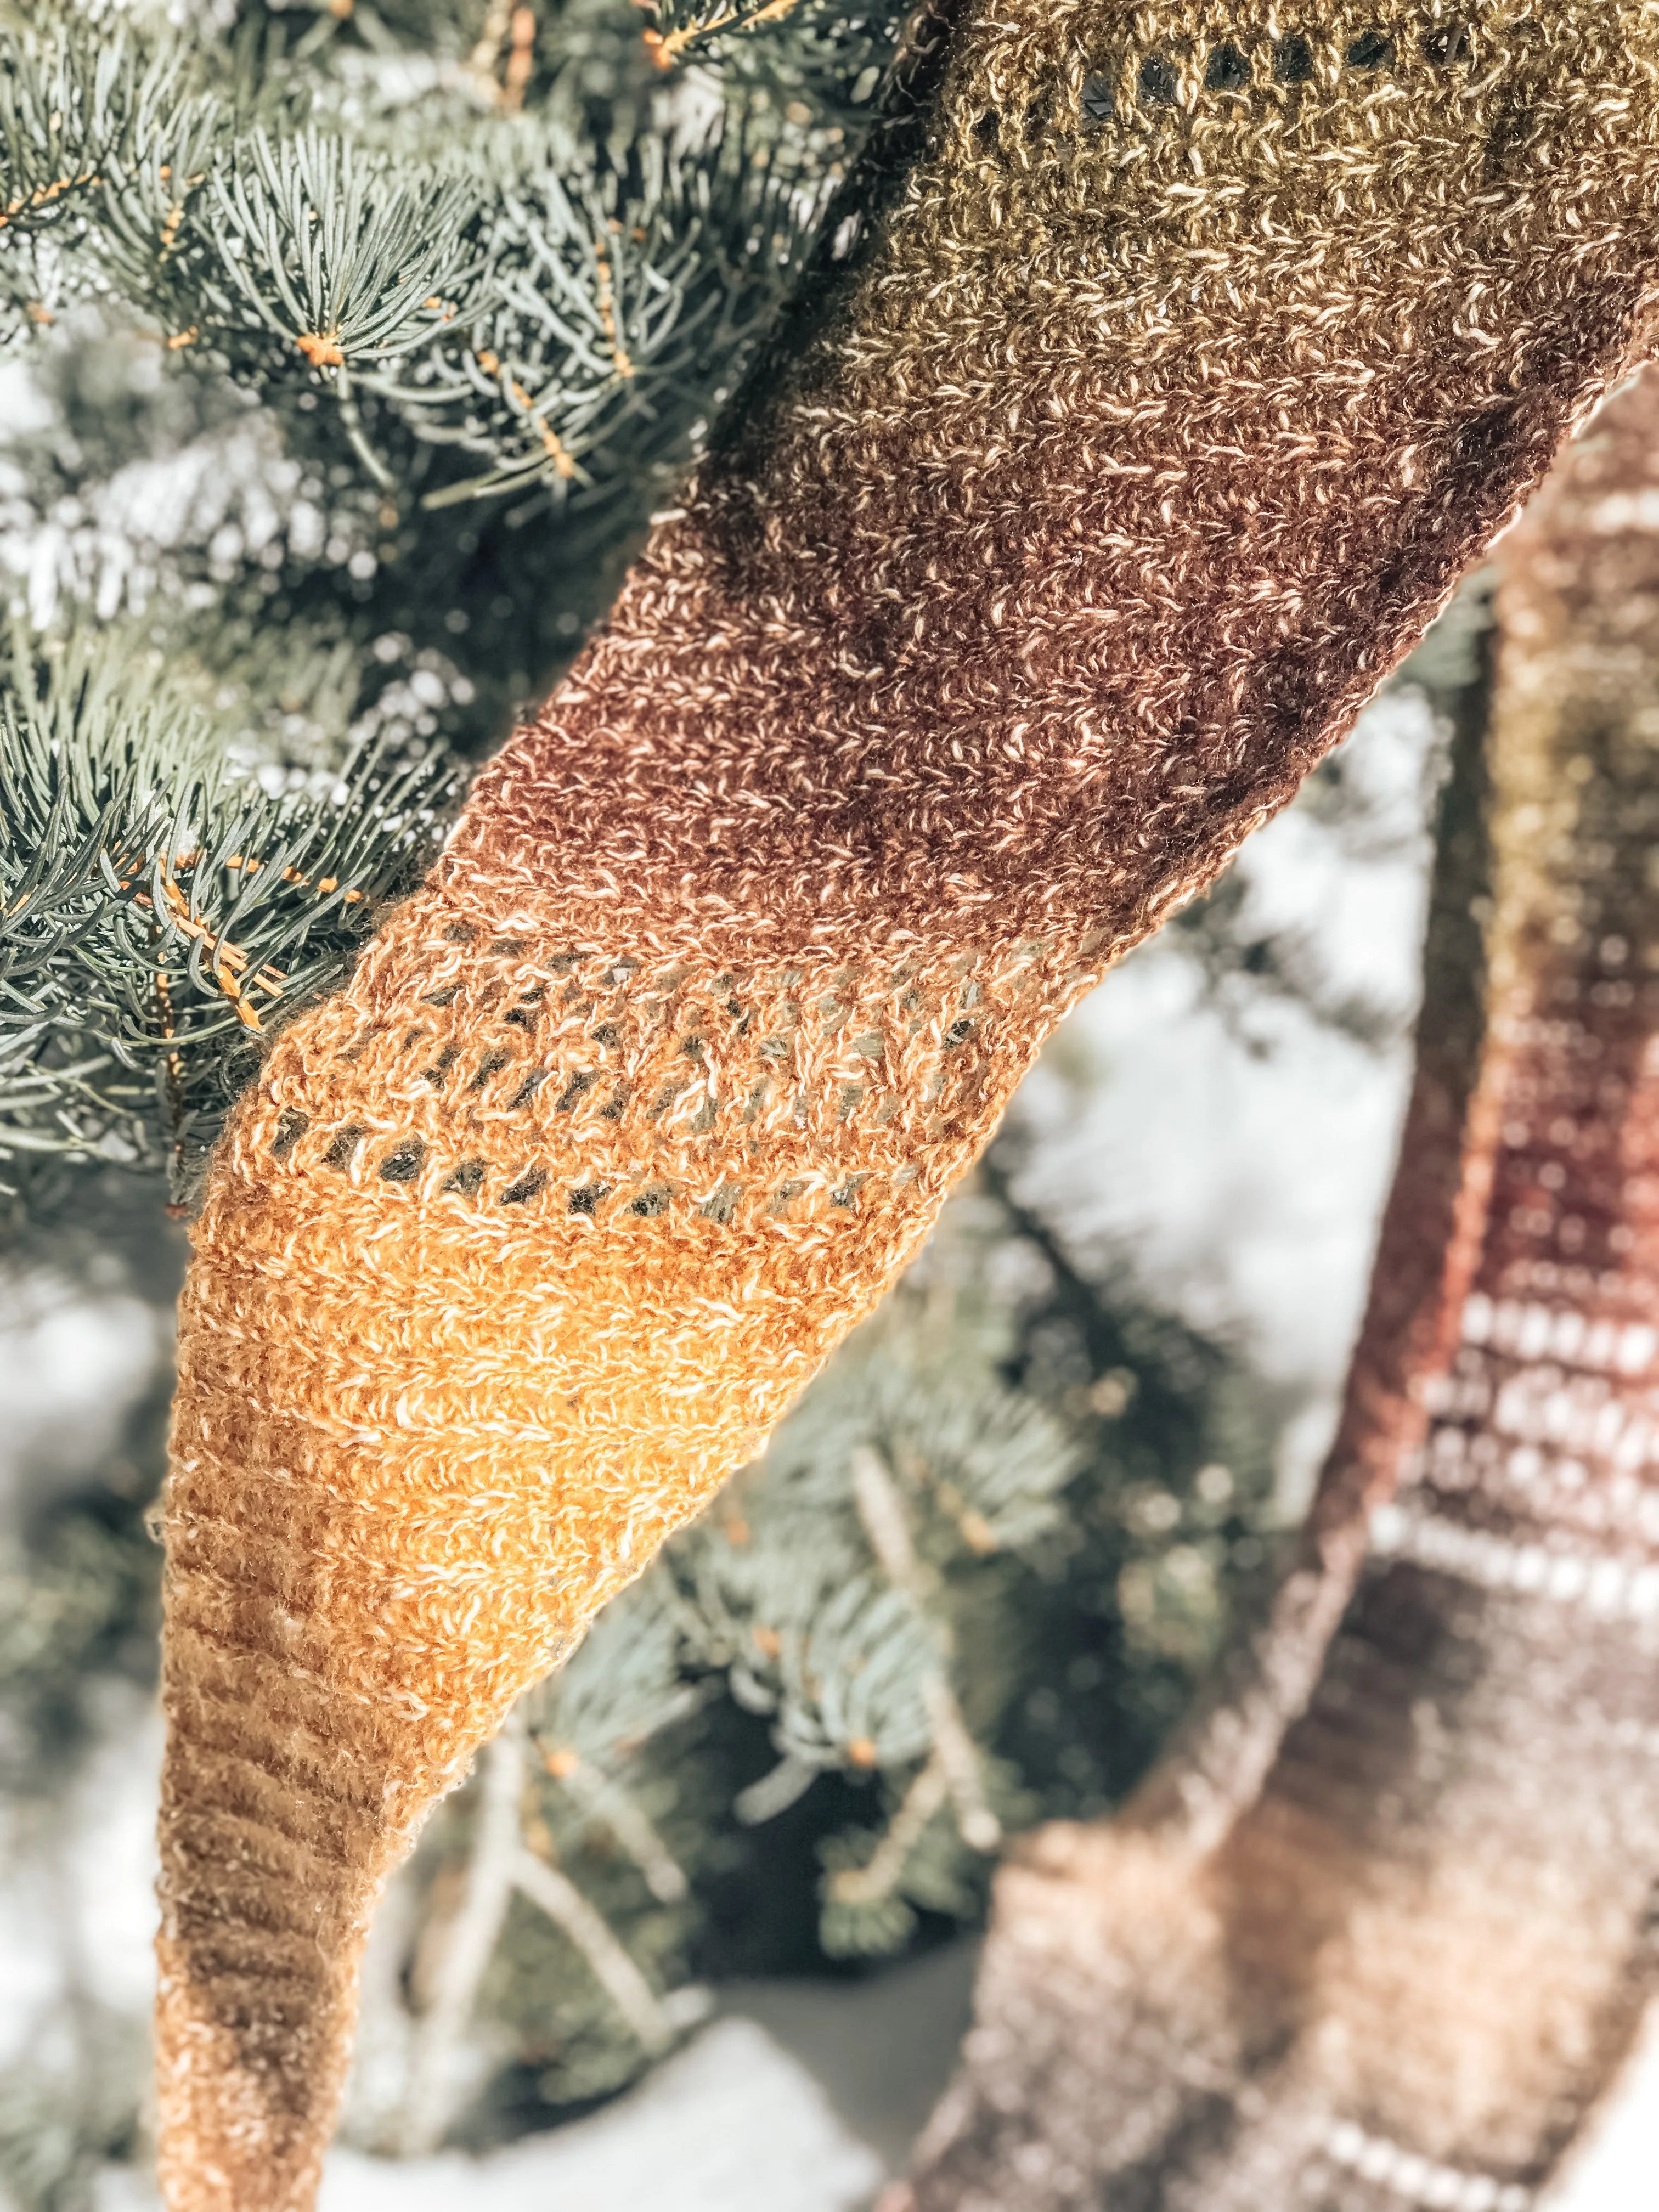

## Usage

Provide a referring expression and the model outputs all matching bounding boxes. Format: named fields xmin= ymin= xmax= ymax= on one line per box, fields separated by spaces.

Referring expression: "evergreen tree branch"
xmin=824 ymin=1751 xmax=948 ymax=1908
xmin=0 ymin=623 xmax=461 ymax=1197
xmin=510 ymin=1846 xmax=678 ymax=2055
xmin=2 ymin=9 xmax=899 ymax=511
xmin=851 ymin=1444 xmax=1001 ymax=1852
xmin=539 ymin=1748 xmax=691 ymax=1903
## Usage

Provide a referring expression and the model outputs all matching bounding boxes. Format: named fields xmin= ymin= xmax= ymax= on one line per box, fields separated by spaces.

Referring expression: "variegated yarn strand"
xmin=156 ymin=6 xmax=1659 ymax=2207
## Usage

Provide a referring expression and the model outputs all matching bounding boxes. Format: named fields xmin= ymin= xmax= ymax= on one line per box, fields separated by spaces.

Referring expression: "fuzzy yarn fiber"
xmin=157 ymin=4 xmax=1659 ymax=2205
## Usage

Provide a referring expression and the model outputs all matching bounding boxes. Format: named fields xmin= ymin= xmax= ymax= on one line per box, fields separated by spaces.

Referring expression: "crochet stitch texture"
xmin=900 ymin=354 xmax=1659 ymax=2212
xmin=157 ymin=3 xmax=1659 ymax=2205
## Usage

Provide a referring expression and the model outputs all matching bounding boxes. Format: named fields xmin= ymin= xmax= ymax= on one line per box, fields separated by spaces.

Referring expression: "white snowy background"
xmin=3 ymin=681 xmax=1655 ymax=2207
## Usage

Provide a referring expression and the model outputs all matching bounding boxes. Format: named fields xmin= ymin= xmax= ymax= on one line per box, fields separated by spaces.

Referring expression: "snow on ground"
xmin=314 ymin=2021 xmax=884 ymax=2212
xmin=91 ymin=2018 xmax=886 ymax=2212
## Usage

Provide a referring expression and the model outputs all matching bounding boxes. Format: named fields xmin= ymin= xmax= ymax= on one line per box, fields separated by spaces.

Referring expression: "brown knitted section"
xmin=900 ymin=364 xmax=1659 ymax=2212
xmin=159 ymin=5 xmax=1659 ymax=2206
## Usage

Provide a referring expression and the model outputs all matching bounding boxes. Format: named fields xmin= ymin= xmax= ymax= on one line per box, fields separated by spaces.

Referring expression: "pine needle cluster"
xmin=0 ymin=0 xmax=906 ymax=1200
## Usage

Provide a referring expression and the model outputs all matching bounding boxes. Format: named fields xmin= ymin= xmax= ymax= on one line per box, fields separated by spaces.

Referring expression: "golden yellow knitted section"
xmin=174 ymin=905 xmax=1061 ymax=1794
xmin=158 ymin=3 xmax=1659 ymax=2207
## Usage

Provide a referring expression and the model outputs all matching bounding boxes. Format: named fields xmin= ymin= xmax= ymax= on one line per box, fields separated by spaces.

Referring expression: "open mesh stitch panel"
xmin=168 ymin=881 xmax=1105 ymax=1805
xmin=257 ymin=910 xmax=1065 ymax=1238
